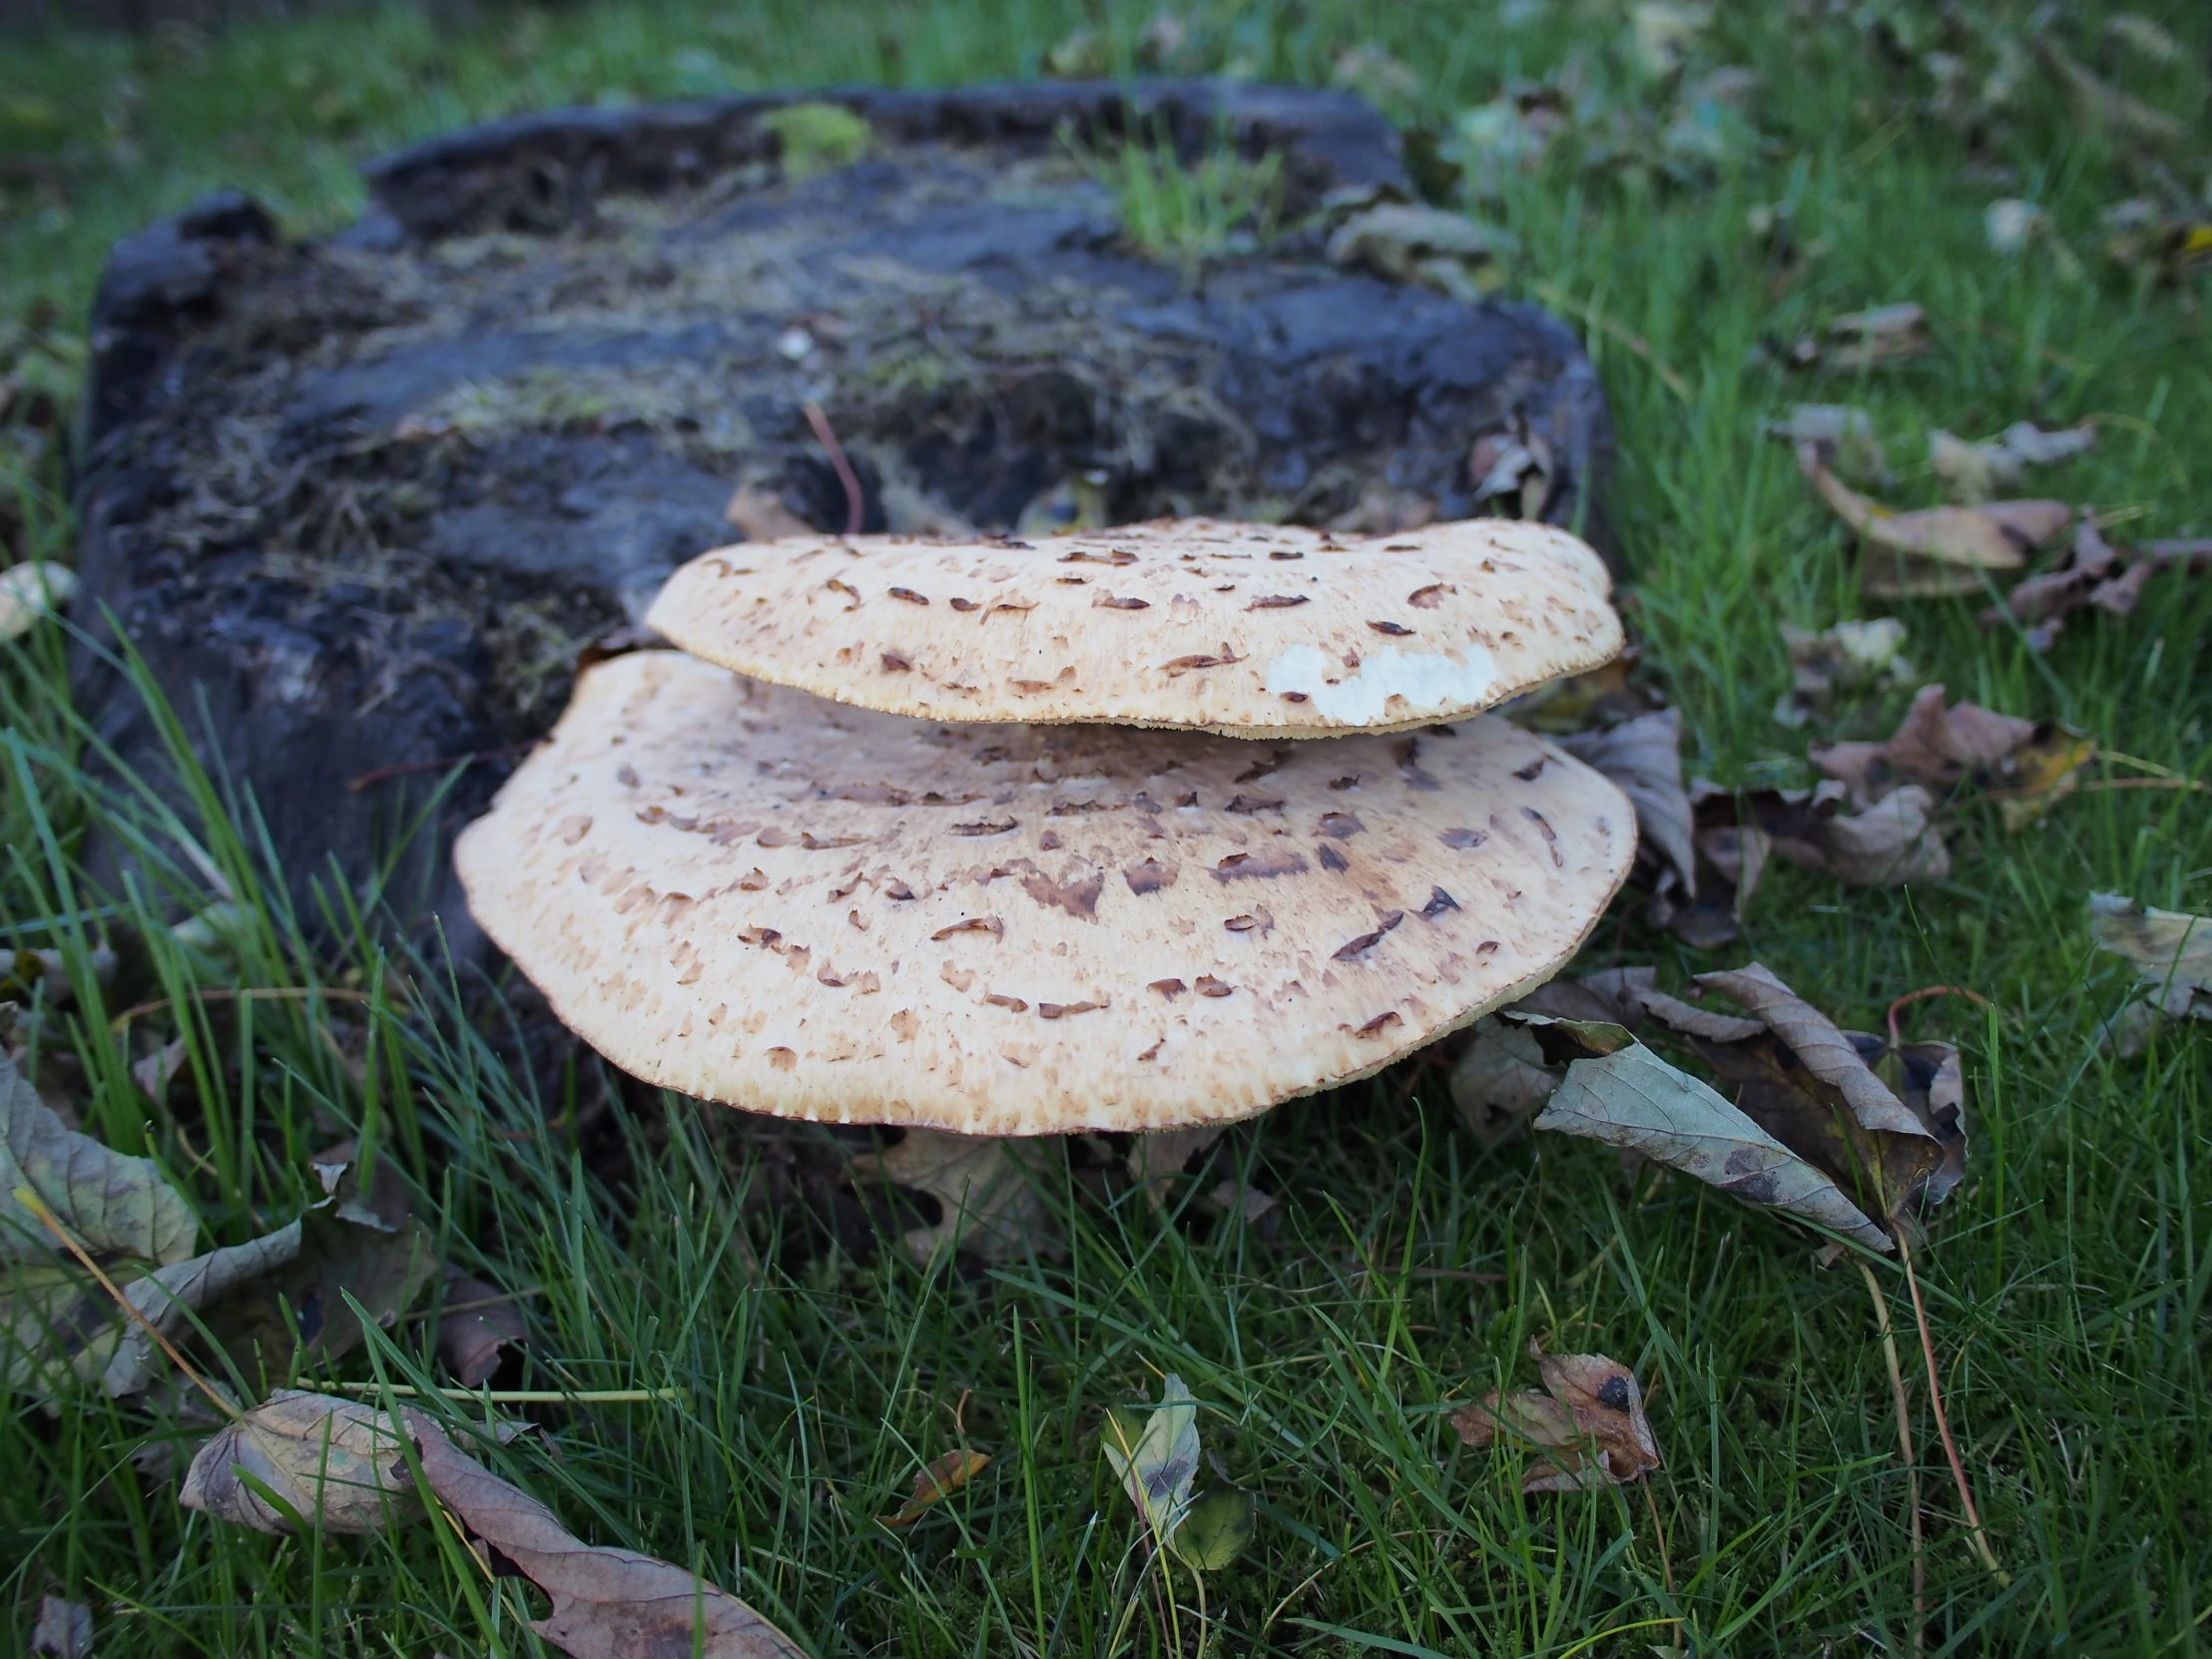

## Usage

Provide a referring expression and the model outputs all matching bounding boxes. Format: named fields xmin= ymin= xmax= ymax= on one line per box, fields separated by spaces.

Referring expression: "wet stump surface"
xmin=71 ymin=80 xmax=1614 ymax=955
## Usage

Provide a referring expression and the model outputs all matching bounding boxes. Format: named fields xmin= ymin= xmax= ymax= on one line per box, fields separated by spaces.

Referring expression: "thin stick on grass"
xmin=1860 ymin=1259 xmax=1924 ymax=1654
xmin=14 ymin=1185 xmax=241 ymax=1422
xmin=110 ymin=984 xmax=376 ymax=1035
xmin=1531 ymin=280 xmax=1691 ymax=402
xmin=1894 ymin=1227 xmax=2009 ymax=1585
xmin=1885 ymin=985 xmax=1990 ymax=1045
xmin=315 ymin=1383 xmax=684 ymax=1403
xmin=804 ymin=399 xmax=865 ymax=536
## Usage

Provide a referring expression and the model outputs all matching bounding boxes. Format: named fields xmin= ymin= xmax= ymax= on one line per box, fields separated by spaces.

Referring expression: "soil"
xmin=69 ymin=80 xmax=1615 ymax=959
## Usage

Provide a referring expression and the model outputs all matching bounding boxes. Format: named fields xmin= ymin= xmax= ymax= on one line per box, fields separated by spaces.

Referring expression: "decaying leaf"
xmin=1809 ymin=683 xmax=2090 ymax=828
xmin=2090 ymin=893 xmax=2212 ymax=1056
xmin=1326 ymin=204 xmax=1516 ymax=302
xmin=1 ymin=1050 xmax=197 ymax=1269
xmin=1790 ymin=301 xmax=1929 ymax=373
xmin=1930 ymin=421 xmax=2095 ymax=504
xmin=433 ymin=1268 xmax=528 ymax=1389
xmin=1449 ymin=1016 xmax=1564 ymax=1147
xmin=202 ymin=1162 xmax=439 ymax=1388
xmin=1526 ymin=1016 xmax=1894 ymax=1250
xmin=1983 ymin=516 xmax=2199 ymax=652
xmin=1103 ymin=1373 xmax=1200 ymax=1546
xmin=1562 ymin=707 xmax=1696 ymax=900
xmin=180 ymin=1389 xmax=423 ymax=1534
xmin=1798 ymin=444 xmax=2069 ymax=598
xmin=30 ymin=1594 xmax=93 ymax=1659
xmin=1774 ymin=616 xmax=1912 ymax=727
xmin=850 ymin=1128 xmax=1059 ymax=1263
xmin=1125 ymin=1126 xmax=1225 ymax=1198
xmin=415 ymin=1414 xmax=807 ymax=1659
xmin=1451 ymin=1340 xmax=1661 ymax=1492
xmin=1812 ymin=684 xmax=2033 ymax=803
xmin=0 ymin=561 xmax=77 ymax=643
xmin=1636 ymin=963 xmax=1957 ymax=1234
xmin=1169 ymin=1485 xmax=1257 ymax=1571
xmin=1763 ymin=403 xmax=1887 ymax=483
xmin=879 ymin=1448 xmax=989 ymax=1527
xmin=1468 ymin=417 xmax=1554 ymax=521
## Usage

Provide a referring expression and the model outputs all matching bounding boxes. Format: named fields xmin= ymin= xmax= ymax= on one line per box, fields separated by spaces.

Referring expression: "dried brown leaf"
xmin=434 ymin=1268 xmax=527 ymax=1389
xmin=1639 ymin=962 xmax=1953 ymax=1231
xmin=1452 ymin=1342 xmax=1661 ymax=1493
xmin=1798 ymin=445 xmax=2067 ymax=596
xmin=181 ymin=1390 xmax=423 ymax=1534
xmin=1561 ymin=708 xmax=1696 ymax=900
xmin=415 ymin=1416 xmax=807 ymax=1658
xmin=850 ymin=1129 xmax=1060 ymax=1263
xmin=879 ymin=1448 xmax=990 ymax=1527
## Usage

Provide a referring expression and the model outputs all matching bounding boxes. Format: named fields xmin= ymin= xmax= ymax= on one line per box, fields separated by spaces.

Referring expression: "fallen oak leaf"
xmin=1523 ymin=1015 xmax=1892 ymax=1251
xmin=1451 ymin=1339 xmax=1661 ymax=1492
xmin=879 ymin=1447 xmax=989 ymax=1527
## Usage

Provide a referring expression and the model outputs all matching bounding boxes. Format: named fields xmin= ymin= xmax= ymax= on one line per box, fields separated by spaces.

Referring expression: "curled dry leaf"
xmin=1790 ymin=301 xmax=1929 ymax=372
xmin=1525 ymin=1015 xmax=1893 ymax=1250
xmin=1811 ymin=683 xmax=2092 ymax=828
xmin=1774 ymin=616 xmax=1912 ymax=727
xmin=434 ymin=1267 xmax=528 ymax=1389
xmin=181 ymin=1389 xmax=423 ymax=1534
xmin=1102 ymin=1373 xmax=1200 ymax=1546
xmin=1930 ymin=421 xmax=2094 ymax=503
xmin=1451 ymin=1340 xmax=1661 ymax=1493
xmin=1562 ymin=707 xmax=1697 ymax=900
xmin=1797 ymin=444 xmax=2069 ymax=598
xmin=1985 ymin=516 xmax=2198 ymax=652
xmin=1449 ymin=1017 xmax=1563 ymax=1148
xmin=1764 ymin=403 xmax=1888 ymax=483
xmin=1125 ymin=1126 xmax=1225 ymax=1199
xmin=414 ymin=1415 xmax=807 ymax=1659
xmin=879 ymin=1447 xmax=989 ymax=1527
xmin=1637 ymin=962 xmax=1958 ymax=1234
xmin=31 ymin=1595 xmax=93 ymax=1659
xmin=2090 ymin=893 xmax=2212 ymax=1056
xmin=849 ymin=1128 xmax=1060 ymax=1263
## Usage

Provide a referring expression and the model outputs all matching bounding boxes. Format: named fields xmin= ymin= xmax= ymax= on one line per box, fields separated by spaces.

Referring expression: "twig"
xmin=346 ymin=743 xmax=533 ymax=794
xmin=315 ymin=1383 xmax=685 ymax=1403
xmin=14 ymin=1185 xmax=242 ymax=1422
xmin=1894 ymin=1228 xmax=2009 ymax=1585
xmin=1885 ymin=985 xmax=1990 ymax=1046
xmin=2100 ymin=750 xmax=2198 ymax=781
xmin=804 ymin=399 xmax=865 ymax=536
xmin=1531 ymin=280 xmax=1691 ymax=402
xmin=110 ymin=985 xmax=375 ymax=1035
xmin=1860 ymin=1260 xmax=1923 ymax=1654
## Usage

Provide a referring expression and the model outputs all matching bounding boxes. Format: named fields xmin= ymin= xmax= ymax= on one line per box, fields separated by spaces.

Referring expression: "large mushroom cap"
xmin=644 ymin=517 xmax=1621 ymax=738
xmin=455 ymin=651 xmax=1636 ymax=1135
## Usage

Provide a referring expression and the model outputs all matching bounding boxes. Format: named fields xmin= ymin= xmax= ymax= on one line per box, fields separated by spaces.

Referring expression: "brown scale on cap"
xmin=455 ymin=654 xmax=1637 ymax=1136
xmin=646 ymin=516 xmax=1621 ymax=738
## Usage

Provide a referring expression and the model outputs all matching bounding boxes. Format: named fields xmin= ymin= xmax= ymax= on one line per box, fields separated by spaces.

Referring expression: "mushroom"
xmin=645 ymin=516 xmax=1620 ymax=737
xmin=454 ymin=649 xmax=1636 ymax=1137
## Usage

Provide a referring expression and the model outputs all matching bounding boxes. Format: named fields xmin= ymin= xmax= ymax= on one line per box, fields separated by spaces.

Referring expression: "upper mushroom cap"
xmin=454 ymin=651 xmax=1637 ymax=1135
xmin=644 ymin=516 xmax=1621 ymax=738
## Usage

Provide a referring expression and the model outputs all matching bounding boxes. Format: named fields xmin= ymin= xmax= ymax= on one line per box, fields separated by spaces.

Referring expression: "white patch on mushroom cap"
xmin=1264 ymin=643 xmax=1500 ymax=725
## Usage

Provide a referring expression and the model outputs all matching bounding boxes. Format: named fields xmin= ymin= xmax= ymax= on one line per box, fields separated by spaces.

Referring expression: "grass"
xmin=4 ymin=0 xmax=2212 ymax=1654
